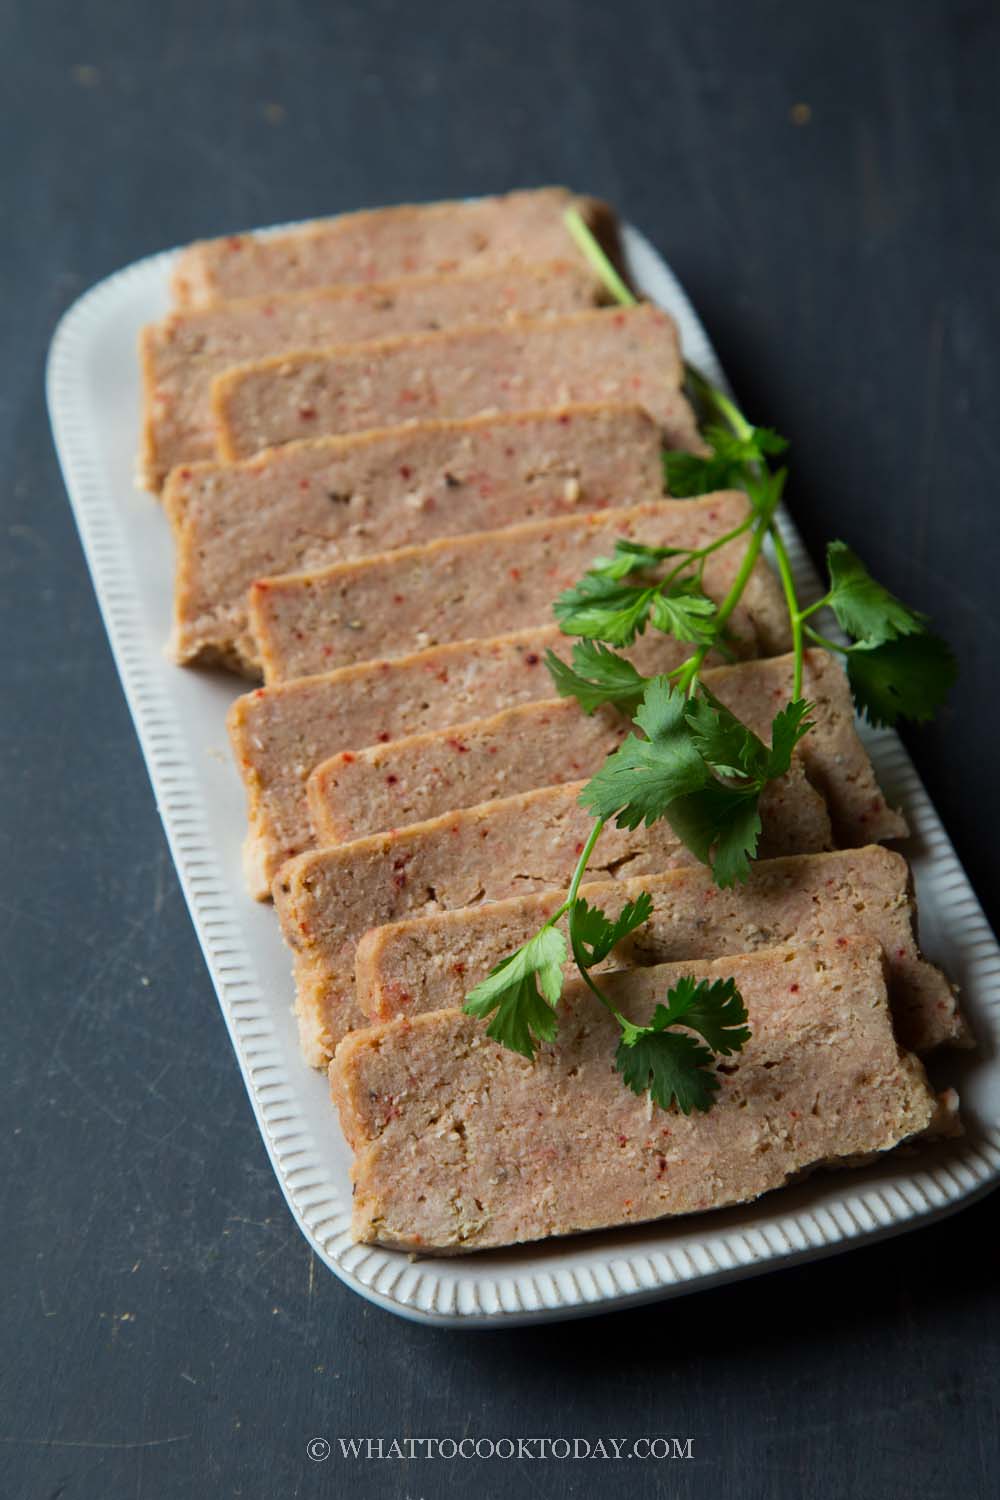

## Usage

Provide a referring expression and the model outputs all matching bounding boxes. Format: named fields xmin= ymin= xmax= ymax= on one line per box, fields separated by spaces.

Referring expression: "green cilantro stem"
xmin=770 ymin=527 xmax=805 ymax=699
xmin=685 ymin=365 xmax=752 ymax=443
xmin=658 ymin=514 xmax=754 ymax=590
xmin=534 ymin=817 xmax=607 ymax=936
xmin=562 ymin=818 xmax=633 ymax=1027
xmin=672 ymin=481 xmax=783 ymax=697
xmin=564 ymin=207 xmax=638 ymax=308
xmin=569 ymin=918 xmax=630 ymax=1030
xmin=532 ymin=817 xmax=608 ymax=941
xmin=682 ymin=374 xmax=808 ymax=700
xmin=804 ymin=626 xmax=850 ymax=655
xmin=565 ymin=815 xmax=607 ymax=908
xmin=564 ymin=205 xmax=809 ymax=700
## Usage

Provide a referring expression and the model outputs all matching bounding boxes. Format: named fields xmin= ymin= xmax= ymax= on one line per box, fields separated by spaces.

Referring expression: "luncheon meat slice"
xmin=273 ymin=777 xmax=832 ymax=1066
xmin=171 ymin=188 xmax=616 ymax=306
xmin=168 ymin=403 xmax=664 ymax=673
xmin=247 ymin=493 xmax=790 ymax=682
xmin=308 ymin=649 xmax=906 ymax=847
xmin=330 ymin=939 xmax=939 ymax=1253
xmin=230 ymin=627 xmax=708 ymax=900
xmin=141 ymin=261 xmax=605 ymax=490
xmin=309 ymin=697 xmax=632 ymax=841
xmin=211 ymin=304 xmax=702 ymax=459
xmin=353 ymin=846 xmax=965 ymax=1054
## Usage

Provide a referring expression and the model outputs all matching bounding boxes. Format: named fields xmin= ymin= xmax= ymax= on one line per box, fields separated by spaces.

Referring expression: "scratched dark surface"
xmin=3 ymin=0 xmax=999 ymax=1496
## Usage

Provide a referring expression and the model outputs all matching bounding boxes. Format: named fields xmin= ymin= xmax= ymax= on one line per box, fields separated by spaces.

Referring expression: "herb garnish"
xmin=464 ymin=208 xmax=955 ymax=1113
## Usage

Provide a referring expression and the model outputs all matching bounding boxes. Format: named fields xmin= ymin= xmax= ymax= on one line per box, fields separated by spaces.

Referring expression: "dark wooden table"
xmin=4 ymin=1 xmax=998 ymax=1495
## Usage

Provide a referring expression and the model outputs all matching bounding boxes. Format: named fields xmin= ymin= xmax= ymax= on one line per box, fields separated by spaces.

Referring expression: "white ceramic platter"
xmin=47 ymin=219 xmax=1000 ymax=1327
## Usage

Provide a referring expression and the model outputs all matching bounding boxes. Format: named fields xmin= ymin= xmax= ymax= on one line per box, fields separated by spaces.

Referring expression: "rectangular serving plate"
xmin=47 ymin=218 xmax=1000 ymax=1327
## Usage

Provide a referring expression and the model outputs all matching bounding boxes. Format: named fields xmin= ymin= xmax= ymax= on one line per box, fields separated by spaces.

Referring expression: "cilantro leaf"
xmin=743 ymin=426 xmax=788 ymax=457
xmin=685 ymin=692 xmax=813 ymax=783
xmin=665 ymin=783 xmax=762 ymax=887
xmin=616 ymin=1026 xmax=719 ymax=1114
xmin=631 ymin=673 xmax=694 ymax=741
xmin=553 ymin=572 xmax=658 ymax=646
xmin=463 ymin=925 xmax=567 ymax=1058
xmin=579 ymin=733 xmax=708 ymax=828
xmin=579 ymin=678 xmax=708 ymax=828
xmin=663 ymin=449 xmax=730 ymax=498
xmin=826 ymin=542 xmax=926 ymax=645
xmin=652 ymin=974 xmax=751 ymax=1055
xmin=764 ymin=697 xmax=815 ymax=777
xmin=554 ymin=534 xmax=719 ymax=649
xmin=683 ymin=690 xmax=770 ymax=780
xmin=570 ymin=892 xmax=654 ymax=968
xmin=662 ymin=424 xmax=788 ymax=498
xmin=649 ymin=583 xmax=719 ymax=643
xmin=589 ymin=538 xmax=688 ymax=579
xmin=615 ymin=974 xmax=751 ymax=1113
xmin=704 ymin=422 xmax=789 ymax=467
xmin=543 ymin=642 xmax=650 ymax=716
xmin=847 ymin=633 xmax=957 ymax=727
xmin=553 ymin=568 xmax=717 ymax=649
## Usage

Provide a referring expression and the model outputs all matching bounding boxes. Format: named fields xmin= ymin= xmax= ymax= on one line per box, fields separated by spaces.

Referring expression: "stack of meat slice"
xmin=152 ymin=188 xmax=966 ymax=1257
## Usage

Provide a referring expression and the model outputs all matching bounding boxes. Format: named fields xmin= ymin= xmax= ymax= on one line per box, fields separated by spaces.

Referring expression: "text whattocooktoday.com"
xmin=306 ymin=1436 xmax=695 ymax=1462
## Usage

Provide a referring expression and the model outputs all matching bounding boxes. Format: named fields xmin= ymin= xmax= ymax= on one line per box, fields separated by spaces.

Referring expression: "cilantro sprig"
xmin=552 ymin=539 xmax=725 ymax=648
xmin=464 ymin=884 xmax=750 ymax=1113
xmin=463 ymin=207 xmax=956 ymax=1115
xmin=580 ymin=680 xmax=813 ymax=885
